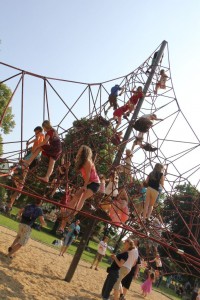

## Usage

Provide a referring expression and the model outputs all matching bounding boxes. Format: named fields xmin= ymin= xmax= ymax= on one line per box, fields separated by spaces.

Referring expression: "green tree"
xmin=0 ymin=83 xmax=15 ymax=155
xmin=162 ymin=183 xmax=200 ymax=276
xmin=0 ymin=83 xmax=16 ymax=201
xmin=64 ymin=116 xmax=116 ymax=181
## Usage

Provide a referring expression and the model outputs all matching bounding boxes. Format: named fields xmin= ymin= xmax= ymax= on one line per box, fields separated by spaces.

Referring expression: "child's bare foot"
xmin=38 ymin=177 xmax=49 ymax=183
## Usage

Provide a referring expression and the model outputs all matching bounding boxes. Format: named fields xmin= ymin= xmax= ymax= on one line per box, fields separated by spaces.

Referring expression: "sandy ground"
xmin=0 ymin=226 xmax=171 ymax=300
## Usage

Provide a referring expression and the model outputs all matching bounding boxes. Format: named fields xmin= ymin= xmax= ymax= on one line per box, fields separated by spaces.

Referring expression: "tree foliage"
xmin=0 ymin=83 xmax=15 ymax=135
xmin=64 ymin=116 xmax=116 ymax=179
xmin=0 ymin=83 xmax=16 ymax=200
xmin=162 ymin=183 xmax=200 ymax=276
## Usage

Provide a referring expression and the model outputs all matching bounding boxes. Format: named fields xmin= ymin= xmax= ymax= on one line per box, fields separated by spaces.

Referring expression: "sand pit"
xmin=0 ymin=226 xmax=171 ymax=300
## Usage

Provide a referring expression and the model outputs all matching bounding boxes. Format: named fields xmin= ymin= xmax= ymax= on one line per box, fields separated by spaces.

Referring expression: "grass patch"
xmin=0 ymin=213 xmax=110 ymax=268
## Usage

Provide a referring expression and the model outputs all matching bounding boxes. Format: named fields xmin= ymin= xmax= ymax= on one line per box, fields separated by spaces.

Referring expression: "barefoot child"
xmin=65 ymin=145 xmax=100 ymax=218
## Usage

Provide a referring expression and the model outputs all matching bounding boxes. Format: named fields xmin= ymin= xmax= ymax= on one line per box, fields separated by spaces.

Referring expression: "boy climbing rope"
xmin=104 ymin=84 xmax=124 ymax=115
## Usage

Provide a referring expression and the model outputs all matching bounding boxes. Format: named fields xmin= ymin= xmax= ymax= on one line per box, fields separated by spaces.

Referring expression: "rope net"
xmin=0 ymin=41 xmax=200 ymax=278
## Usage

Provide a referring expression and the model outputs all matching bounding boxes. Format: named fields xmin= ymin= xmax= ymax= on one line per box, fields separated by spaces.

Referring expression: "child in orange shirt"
xmin=25 ymin=126 xmax=45 ymax=160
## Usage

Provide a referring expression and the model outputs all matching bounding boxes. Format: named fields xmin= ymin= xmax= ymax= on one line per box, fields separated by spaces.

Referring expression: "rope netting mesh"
xmin=0 ymin=41 xmax=200 ymax=278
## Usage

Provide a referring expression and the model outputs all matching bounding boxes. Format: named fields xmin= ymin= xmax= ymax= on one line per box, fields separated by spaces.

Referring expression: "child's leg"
xmin=105 ymin=104 xmax=111 ymax=114
xmin=9 ymin=235 xmax=20 ymax=248
xmin=126 ymin=104 xmax=134 ymax=115
xmin=39 ymin=157 xmax=56 ymax=182
xmin=8 ymin=243 xmax=22 ymax=256
xmin=59 ymin=218 xmax=68 ymax=231
xmin=91 ymin=256 xmax=97 ymax=268
xmin=154 ymin=82 xmax=160 ymax=94
xmin=59 ymin=245 xmax=67 ymax=255
xmin=147 ymin=192 xmax=157 ymax=219
xmin=22 ymin=148 xmax=41 ymax=165
xmin=115 ymin=116 xmax=121 ymax=130
xmin=143 ymin=189 xmax=151 ymax=220
xmin=95 ymin=260 xmax=100 ymax=269
xmin=8 ymin=192 xmax=20 ymax=208
xmin=76 ymin=189 xmax=94 ymax=211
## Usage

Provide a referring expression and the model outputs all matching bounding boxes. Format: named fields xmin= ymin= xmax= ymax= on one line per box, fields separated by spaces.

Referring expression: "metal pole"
xmin=64 ymin=218 xmax=96 ymax=282
xmin=113 ymin=40 xmax=167 ymax=167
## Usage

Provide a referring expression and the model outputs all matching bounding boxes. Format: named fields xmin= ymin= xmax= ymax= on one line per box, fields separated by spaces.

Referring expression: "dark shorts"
xmin=42 ymin=144 xmax=62 ymax=161
xmin=121 ymin=266 xmax=136 ymax=289
xmin=95 ymin=252 xmax=104 ymax=262
xmin=109 ymin=94 xmax=117 ymax=110
xmin=87 ymin=182 xmax=100 ymax=193
xmin=63 ymin=234 xmax=74 ymax=246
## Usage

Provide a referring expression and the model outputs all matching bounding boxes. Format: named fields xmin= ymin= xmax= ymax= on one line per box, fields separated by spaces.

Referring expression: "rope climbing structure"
xmin=0 ymin=40 xmax=200 ymax=278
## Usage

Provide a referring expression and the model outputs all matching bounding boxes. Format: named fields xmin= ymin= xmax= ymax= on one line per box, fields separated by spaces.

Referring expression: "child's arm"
xmin=27 ymin=138 xmax=36 ymax=147
xmin=82 ymin=160 xmax=92 ymax=190
xmin=110 ymin=254 xmax=126 ymax=267
xmin=119 ymin=86 xmax=125 ymax=96
xmin=39 ymin=216 xmax=47 ymax=227
xmin=145 ymin=176 xmax=149 ymax=186
xmin=160 ymin=175 xmax=165 ymax=188
xmin=33 ymin=135 xmax=50 ymax=151
xmin=17 ymin=207 xmax=24 ymax=218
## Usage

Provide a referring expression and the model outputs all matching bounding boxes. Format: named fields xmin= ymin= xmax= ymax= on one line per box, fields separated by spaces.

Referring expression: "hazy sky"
xmin=0 ymin=0 xmax=200 ymax=186
xmin=1 ymin=0 xmax=200 ymax=121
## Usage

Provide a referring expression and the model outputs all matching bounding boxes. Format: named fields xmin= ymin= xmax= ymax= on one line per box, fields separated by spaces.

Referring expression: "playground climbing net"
xmin=0 ymin=41 xmax=200 ymax=278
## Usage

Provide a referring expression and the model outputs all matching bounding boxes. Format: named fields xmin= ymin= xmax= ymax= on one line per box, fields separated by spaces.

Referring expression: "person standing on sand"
xmin=90 ymin=236 xmax=108 ymax=270
xmin=7 ymin=199 xmax=46 ymax=258
xmin=59 ymin=220 xmax=80 ymax=256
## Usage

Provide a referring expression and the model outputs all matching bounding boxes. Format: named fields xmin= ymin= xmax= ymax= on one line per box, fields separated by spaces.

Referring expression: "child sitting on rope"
xmin=104 ymin=84 xmax=124 ymax=115
xmin=22 ymin=120 xmax=62 ymax=183
xmin=154 ymin=69 xmax=168 ymax=94
xmin=109 ymin=186 xmax=129 ymax=225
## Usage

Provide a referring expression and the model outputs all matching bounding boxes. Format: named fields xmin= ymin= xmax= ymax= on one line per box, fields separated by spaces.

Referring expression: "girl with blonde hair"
xmin=22 ymin=120 xmax=62 ymax=182
xmin=143 ymin=163 xmax=165 ymax=220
